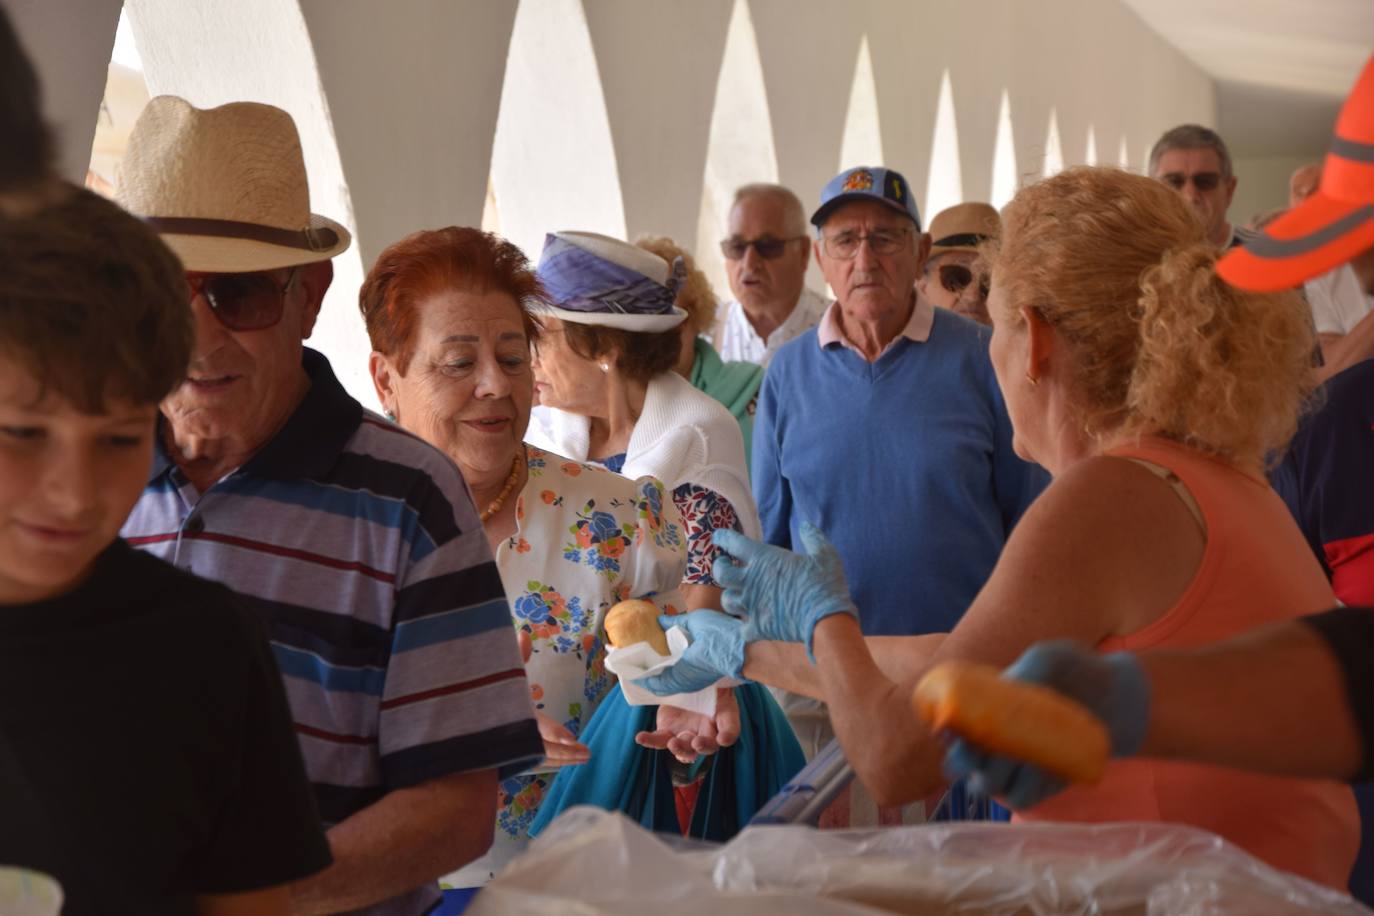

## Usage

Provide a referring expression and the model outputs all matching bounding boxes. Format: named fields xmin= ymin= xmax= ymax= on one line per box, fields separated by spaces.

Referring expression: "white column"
xmin=5 ymin=0 xmax=123 ymax=183
xmin=584 ymin=0 xmax=733 ymax=249
xmin=298 ymin=0 xmax=519 ymax=267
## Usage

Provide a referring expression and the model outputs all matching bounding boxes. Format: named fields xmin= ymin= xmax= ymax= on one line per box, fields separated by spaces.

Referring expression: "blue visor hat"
xmin=811 ymin=166 xmax=921 ymax=230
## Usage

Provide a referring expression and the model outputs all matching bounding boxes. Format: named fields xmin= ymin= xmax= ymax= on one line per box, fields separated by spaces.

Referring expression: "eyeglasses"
xmin=719 ymin=235 xmax=805 ymax=261
xmin=1159 ymin=172 xmax=1222 ymax=192
xmin=937 ymin=263 xmax=990 ymax=300
xmin=820 ymin=226 xmax=911 ymax=260
xmin=186 ymin=267 xmax=298 ymax=331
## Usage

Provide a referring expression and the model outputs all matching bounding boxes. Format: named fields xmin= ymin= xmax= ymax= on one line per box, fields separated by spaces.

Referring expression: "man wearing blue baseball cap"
xmin=734 ymin=166 xmax=1048 ymax=787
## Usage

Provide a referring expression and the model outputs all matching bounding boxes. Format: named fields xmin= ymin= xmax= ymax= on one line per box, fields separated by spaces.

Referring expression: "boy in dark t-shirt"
xmin=0 ymin=186 xmax=331 ymax=914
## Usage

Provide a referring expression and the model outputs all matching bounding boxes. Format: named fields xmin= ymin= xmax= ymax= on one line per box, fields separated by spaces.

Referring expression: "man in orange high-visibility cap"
xmin=1218 ymin=57 xmax=1374 ymax=289
xmin=1220 ymin=55 xmax=1374 ymax=381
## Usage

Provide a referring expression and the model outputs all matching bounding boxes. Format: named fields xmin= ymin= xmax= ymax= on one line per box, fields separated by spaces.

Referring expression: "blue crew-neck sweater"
xmin=752 ymin=307 xmax=1049 ymax=636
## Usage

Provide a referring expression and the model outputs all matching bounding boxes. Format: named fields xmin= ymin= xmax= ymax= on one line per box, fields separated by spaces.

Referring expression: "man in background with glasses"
xmin=714 ymin=183 xmax=828 ymax=366
xmin=1149 ymin=123 xmax=1252 ymax=250
xmin=116 ymin=97 xmax=541 ymax=916
xmin=915 ymin=202 xmax=999 ymax=326
xmin=749 ymin=166 xmax=1047 ymax=809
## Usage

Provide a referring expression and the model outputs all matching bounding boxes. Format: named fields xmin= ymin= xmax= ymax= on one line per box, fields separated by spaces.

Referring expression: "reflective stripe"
xmin=1243 ymin=204 xmax=1374 ymax=259
xmin=1331 ymin=134 xmax=1374 ymax=164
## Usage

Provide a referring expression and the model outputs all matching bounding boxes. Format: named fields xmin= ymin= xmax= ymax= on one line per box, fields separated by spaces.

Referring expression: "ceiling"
xmin=1121 ymin=0 xmax=1373 ymax=157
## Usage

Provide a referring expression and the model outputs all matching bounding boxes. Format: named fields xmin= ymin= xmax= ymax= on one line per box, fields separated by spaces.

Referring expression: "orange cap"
xmin=1217 ymin=54 xmax=1374 ymax=292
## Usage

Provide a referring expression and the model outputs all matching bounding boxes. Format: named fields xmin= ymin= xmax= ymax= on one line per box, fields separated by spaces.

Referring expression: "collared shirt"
xmin=816 ymin=291 xmax=935 ymax=360
xmin=123 ymin=349 xmax=542 ymax=916
xmin=714 ymin=286 xmax=828 ymax=366
xmin=1304 ymin=263 xmax=1374 ymax=336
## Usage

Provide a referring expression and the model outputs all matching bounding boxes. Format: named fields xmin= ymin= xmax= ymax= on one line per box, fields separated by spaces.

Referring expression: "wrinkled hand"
xmin=635 ymin=687 xmax=741 ymax=764
xmin=635 ymin=611 xmax=745 ymax=696
xmin=518 ymin=631 xmax=592 ymax=768
xmin=942 ymin=641 xmax=1152 ymax=809
xmin=536 ymin=710 xmax=591 ymax=768
xmin=712 ymin=523 xmax=858 ymax=658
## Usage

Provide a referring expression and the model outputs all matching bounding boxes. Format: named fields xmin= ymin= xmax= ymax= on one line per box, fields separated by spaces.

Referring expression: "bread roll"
xmin=604 ymin=599 xmax=670 ymax=656
xmin=912 ymin=660 xmax=1110 ymax=784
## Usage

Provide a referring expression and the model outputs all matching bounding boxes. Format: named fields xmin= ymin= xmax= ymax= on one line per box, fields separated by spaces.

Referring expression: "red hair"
xmin=359 ymin=226 xmax=547 ymax=375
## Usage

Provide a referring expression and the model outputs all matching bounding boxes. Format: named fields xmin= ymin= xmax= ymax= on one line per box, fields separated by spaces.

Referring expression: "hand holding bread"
xmin=914 ymin=660 xmax=1110 ymax=784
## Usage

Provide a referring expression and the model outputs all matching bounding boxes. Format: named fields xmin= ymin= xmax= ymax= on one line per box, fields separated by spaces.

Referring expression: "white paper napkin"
xmin=605 ymin=625 xmax=736 ymax=716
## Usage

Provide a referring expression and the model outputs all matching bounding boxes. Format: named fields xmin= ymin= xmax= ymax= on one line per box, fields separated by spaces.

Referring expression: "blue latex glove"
xmin=711 ymin=523 xmax=858 ymax=659
xmin=634 ymin=610 xmax=746 ymax=696
xmin=941 ymin=640 xmax=1152 ymax=809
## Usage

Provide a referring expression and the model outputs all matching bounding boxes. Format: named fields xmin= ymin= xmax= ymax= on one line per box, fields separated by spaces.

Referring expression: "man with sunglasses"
xmin=117 ymin=97 xmax=542 ymax=916
xmin=1149 ymin=124 xmax=1252 ymax=250
xmin=915 ymin=202 xmax=999 ymax=326
xmin=714 ymin=183 xmax=828 ymax=367
xmin=749 ymin=166 xmax=1047 ymax=784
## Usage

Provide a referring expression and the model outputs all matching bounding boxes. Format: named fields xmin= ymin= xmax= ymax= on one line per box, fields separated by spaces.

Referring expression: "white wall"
xmin=14 ymin=0 xmax=1218 ymax=408
xmin=1231 ymin=154 xmax=1324 ymax=228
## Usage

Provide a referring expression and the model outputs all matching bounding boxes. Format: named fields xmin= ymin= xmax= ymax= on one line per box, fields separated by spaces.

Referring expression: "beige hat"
xmin=117 ymin=96 xmax=351 ymax=273
xmin=927 ymin=202 xmax=1000 ymax=255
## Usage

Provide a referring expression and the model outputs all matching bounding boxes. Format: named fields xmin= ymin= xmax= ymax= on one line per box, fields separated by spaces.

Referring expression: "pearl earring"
xmin=599 ymin=362 xmax=609 ymax=373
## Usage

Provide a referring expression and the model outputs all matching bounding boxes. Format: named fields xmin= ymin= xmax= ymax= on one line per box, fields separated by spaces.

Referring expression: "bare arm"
xmin=681 ymin=582 xmax=724 ymax=612
xmin=1316 ymin=307 xmax=1374 ymax=382
xmin=1138 ymin=619 xmax=1362 ymax=779
xmin=288 ymin=769 xmax=497 ymax=914
xmin=743 ymin=635 xmax=947 ymax=700
xmin=806 ymin=457 xmax=1207 ymax=807
xmin=198 ymin=887 xmax=291 ymax=916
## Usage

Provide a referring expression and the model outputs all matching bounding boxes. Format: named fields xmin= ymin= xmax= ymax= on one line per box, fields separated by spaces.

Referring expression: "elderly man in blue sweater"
xmin=750 ymin=166 xmax=1048 ymax=763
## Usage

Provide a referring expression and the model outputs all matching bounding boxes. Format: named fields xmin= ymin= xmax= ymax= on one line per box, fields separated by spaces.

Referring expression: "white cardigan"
xmin=526 ymin=371 xmax=761 ymax=537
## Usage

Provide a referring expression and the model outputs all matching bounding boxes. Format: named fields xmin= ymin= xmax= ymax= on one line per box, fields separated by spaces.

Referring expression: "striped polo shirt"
xmin=124 ymin=349 xmax=541 ymax=915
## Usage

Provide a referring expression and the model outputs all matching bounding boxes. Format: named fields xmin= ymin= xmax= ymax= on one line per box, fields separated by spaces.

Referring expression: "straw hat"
xmin=117 ymin=96 xmax=351 ymax=273
xmin=927 ymin=202 xmax=1000 ymax=255
xmin=1218 ymin=54 xmax=1374 ymax=291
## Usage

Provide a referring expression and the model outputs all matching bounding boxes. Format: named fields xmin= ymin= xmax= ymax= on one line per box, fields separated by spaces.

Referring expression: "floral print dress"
xmin=451 ymin=446 xmax=687 ymax=885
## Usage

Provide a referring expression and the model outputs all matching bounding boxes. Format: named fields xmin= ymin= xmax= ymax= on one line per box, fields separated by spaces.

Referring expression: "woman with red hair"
xmin=360 ymin=227 xmax=693 ymax=885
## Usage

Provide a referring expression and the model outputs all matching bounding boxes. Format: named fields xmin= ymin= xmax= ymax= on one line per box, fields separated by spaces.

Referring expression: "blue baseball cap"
xmin=811 ymin=166 xmax=921 ymax=230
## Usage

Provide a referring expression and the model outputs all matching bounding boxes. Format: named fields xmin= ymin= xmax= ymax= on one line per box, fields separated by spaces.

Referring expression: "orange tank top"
xmin=1016 ymin=438 xmax=1359 ymax=891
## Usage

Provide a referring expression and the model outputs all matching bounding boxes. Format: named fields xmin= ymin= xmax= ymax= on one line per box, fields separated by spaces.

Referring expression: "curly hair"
xmin=360 ymin=226 xmax=546 ymax=375
xmin=0 ymin=186 xmax=192 ymax=411
xmin=988 ymin=166 xmax=1315 ymax=467
xmin=634 ymin=235 xmax=718 ymax=333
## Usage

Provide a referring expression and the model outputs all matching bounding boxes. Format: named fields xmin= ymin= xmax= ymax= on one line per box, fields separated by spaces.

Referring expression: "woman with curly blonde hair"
xmin=641 ymin=166 xmax=1359 ymax=890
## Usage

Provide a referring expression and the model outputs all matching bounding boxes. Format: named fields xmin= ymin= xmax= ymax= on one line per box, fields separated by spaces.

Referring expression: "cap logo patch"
xmin=891 ymin=176 xmax=903 ymax=199
xmin=843 ymin=169 xmax=874 ymax=192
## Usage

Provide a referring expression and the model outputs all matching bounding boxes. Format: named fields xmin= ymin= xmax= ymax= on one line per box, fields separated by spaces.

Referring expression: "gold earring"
xmin=1025 ymin=372 xmax=1039 ymax=386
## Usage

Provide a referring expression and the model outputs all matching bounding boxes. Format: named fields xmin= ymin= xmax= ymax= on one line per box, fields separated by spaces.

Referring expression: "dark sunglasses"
xmin=719 ymin=235 xmax=805 ymax=261
xmin=1161 ymin=172 xmax=1222 ymax=192
xmin=937 ymin=263 xmax=990 ymax=299
xmin=187 ymin=267 xmax=298 ymax=331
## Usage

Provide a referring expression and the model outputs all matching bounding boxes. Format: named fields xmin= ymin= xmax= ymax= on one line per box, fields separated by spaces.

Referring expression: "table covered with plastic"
xmin=468 ymin=806 xmax=1371 ymax=915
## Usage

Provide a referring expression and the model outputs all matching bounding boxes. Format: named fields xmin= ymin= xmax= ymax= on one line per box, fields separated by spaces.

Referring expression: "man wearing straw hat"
xmin=915 ymin=202 xmax=1000 ymax=326
xmin=118 ymin=97 xmax=542 ymax=916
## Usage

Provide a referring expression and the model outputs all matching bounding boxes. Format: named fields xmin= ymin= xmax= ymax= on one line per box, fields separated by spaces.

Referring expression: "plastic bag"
xmin=470 ymin=806 xmax=1371 ymax=915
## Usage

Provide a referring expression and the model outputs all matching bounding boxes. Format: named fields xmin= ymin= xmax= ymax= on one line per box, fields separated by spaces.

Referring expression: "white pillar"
xmin=583 ymin=0 xmax=733 ymax=249
xmin=4 ymin=0 xmax=123 ymax=183
xmin=298 ymin=0 xmax=518 ymax=267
